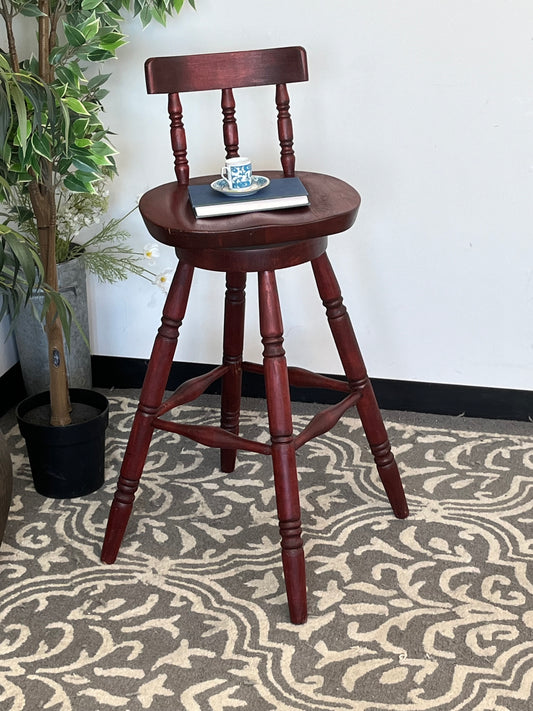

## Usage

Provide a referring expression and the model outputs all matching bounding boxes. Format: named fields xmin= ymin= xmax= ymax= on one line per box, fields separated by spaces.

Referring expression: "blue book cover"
xmin=188 ymin=177 xmax=309 ymax=218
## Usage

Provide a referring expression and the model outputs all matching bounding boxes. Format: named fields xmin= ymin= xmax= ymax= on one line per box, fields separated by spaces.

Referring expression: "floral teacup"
xmin=221 ymin=157 xmax=253 ymax=190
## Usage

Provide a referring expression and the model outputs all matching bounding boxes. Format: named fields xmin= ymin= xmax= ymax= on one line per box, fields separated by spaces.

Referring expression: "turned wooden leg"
xmin=311 ymin=253 xmax=409 ymax=519
xmin=258 ymin=270 xmax=307 ymax=624
xmin=220 ymin=272 xmax=246 ymax=473
xmin=101 ymin=261 xmax=195 ymax=563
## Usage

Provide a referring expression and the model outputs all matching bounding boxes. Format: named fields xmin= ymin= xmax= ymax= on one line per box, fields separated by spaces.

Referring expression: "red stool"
xmin=101 ymin=47 xmax=408 ymax=624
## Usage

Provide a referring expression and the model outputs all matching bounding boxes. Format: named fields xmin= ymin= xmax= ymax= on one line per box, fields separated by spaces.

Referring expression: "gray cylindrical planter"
xmin=13 ymin=256 xmax=92 ymax=395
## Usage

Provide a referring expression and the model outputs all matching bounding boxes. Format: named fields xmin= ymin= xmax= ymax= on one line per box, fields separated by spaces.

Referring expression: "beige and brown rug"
xmin=1 ymin=392 xmax=532 ymax=710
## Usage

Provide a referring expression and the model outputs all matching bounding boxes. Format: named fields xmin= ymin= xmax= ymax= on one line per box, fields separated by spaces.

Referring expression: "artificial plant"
xmin=0 ymin=0 xmax=195 ymax=426
xmin=0 ymin=223 xmax=72 ymax=338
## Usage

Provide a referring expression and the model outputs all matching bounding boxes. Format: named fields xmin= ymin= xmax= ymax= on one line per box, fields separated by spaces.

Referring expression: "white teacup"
xmin=221 ymin=157 xmax=253 ymax=190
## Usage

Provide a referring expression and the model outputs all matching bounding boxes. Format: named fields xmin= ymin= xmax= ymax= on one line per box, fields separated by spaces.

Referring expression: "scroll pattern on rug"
xmin=1 ymin=395 xmax=532 ymax=710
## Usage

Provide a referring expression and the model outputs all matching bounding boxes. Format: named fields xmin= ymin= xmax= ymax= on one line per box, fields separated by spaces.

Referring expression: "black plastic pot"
xmin=16 ymin=388 xmax=109 ymax=499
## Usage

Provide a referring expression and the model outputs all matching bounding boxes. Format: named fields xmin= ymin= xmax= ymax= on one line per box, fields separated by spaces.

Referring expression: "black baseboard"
xmin=91 ymin=355 xmax=533 ymax=422
xmin=2 ymin=355 xmax=532 ymax=421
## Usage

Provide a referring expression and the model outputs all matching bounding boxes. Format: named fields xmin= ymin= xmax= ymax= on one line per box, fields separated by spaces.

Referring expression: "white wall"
xmin=4 ymin=1 xmax=533 ymax=390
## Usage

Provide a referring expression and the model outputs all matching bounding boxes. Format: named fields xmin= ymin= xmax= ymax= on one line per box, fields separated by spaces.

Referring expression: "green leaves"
xmin=0 ymin=224 xmax=42 ymax=291
xmin=81 ymin=13 xmax=101 ymax=41
xmin=63 ymin=96 xmax=90 ymax=115
xmin=1 ymin=0 xmax=197 ymax=193
xmin=81 ymin=0 xmax=104 ymax=10
xmin=63 ymin=173 xmax=95 ymax=193
xmin=0 ymin=224 xmax=43 ymax=326
xmin=0 ymin=0 xmax=196 ymax=323
xmin=0 ymin=224 xmax=75 ymax=342
xmin=31 ymin=132 xmax=52 ymax=160
xmin=63 ymin=24 xmax=87 ymax=48
xmin=0 ymin=62 xmax=58 ymax=186
xmin=128 ymin=0 xmax=196 ymax=26
xmin=10 ymin=83 xmax=28 ymax=154
xmin=100 ymin=31 xmax=127 ymax=52
xmin=16 ymin=3 xmax=46 ymax=18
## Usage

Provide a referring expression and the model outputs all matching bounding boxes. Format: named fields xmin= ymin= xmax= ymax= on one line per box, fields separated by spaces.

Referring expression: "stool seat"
xmin=140 ymin=171 xmax=361 ymax=251
xmin=101 ymin=46 xmax=409 ymax=625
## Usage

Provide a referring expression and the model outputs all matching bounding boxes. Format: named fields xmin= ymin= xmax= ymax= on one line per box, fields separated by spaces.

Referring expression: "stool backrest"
xmin=144 ymin=47 xmax=309 ymax=184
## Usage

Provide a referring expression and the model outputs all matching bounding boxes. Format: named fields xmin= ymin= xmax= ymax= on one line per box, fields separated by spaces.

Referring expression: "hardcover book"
xmin=188 ymin=177 xmax=309 ymax=218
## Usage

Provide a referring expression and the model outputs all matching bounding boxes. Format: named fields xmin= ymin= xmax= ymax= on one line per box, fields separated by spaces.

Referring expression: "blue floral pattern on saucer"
xmin=211 ymin=175 xmax=270 ymax=197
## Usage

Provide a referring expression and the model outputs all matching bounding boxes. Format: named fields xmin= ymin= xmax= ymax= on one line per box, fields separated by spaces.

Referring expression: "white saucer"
xmin=211 ymin=175 xmax=270 ymax=197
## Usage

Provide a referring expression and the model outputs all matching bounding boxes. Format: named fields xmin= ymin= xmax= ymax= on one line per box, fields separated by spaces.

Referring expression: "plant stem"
xmin=38 ymin=0 xmax=51 ymax=83
xmin=31 ymin=0 xmax=71 ymax=426
xmin=49 ymin=0 xmax=65 ymax=54
xmin=0 ymin=0 xmax=19 ymax=71
xmin=28 ymin=181 xmax=71 ymax=426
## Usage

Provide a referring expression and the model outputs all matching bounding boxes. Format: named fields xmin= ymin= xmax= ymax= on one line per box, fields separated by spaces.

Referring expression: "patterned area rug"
xmin=1 ymin=393 xmax=532 ymax=710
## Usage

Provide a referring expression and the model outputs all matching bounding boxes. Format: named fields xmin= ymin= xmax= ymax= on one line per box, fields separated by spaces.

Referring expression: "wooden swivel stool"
xmin=101 ymin=46 xmax=409 ymax=624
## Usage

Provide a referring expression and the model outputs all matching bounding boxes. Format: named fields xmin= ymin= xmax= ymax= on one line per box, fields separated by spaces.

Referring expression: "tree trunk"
xmin=27 ymin=0 xmax=71 ymax=426
xmin=28 ymin=181 xmax=71 ymax=427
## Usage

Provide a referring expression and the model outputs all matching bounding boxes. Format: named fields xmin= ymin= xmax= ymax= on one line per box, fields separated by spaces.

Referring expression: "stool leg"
xmin=220 ymin=272 xmax=246 ymax=473
xmin=311 ymin=253 xmax=409 ymax=519
xmin=101 ymin=262 xmax=195 ymax=563
xmin=258 ymin=271 xmax=307 ymax=624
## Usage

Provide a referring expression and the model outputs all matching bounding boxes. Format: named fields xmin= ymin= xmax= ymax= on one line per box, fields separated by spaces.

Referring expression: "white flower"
xmin=153 ymin=268 xmax=173 ymax=293
xmin=143 ymin=244 xmax=160 ymax=260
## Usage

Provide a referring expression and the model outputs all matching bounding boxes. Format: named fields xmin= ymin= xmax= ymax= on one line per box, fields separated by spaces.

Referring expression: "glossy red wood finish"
xmin=312 ymin=253 xmax=409 ymax=519
xmin=168 ymin=92 xmax=188 ymax=183
xmin=139 ymin=172 xmax=360 ymax=251
xmin=101 ymin=261 xmax=194 ymax=561
xmin=259 ymin=270 xmax=306 ymax=623
xmin=221 ymin=88 xmax=239 ymax=159
xmin=101 ymin=47 xmax=408 ymax=625
xmin=220 ymin=272 xmax=246 ymax=472
xmin=146 ymin=47 xmax=307 ymax=181
xmin=145 ymin=47 xmax=308 ymax=95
